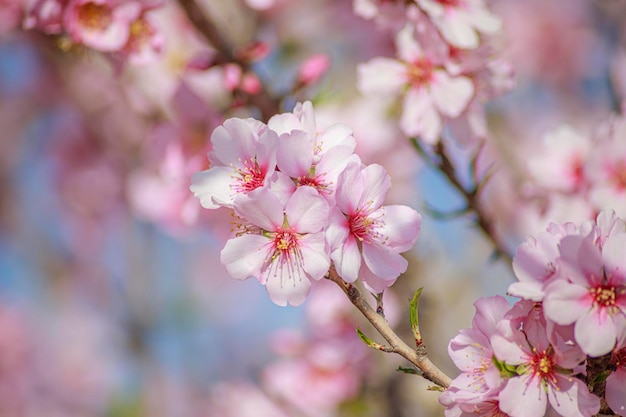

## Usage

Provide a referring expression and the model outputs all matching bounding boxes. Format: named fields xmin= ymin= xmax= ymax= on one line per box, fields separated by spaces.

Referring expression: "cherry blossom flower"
xmin=23 ymin=0 xmax=67 ymax=34
xmin=509 ymin=222 xmax=578 ymax=301
xmin=220 ymin=186 xmax=330 ymax=306
xmin=491 ymin=314 xmax=600 ymax=417
xmin=268 ymin=101 xmax=357 ymax=202
xmin=526 ymin=125 xmax=590 ymax=193
xmin=415 ymin=0 xmax=502 ymax=50
xmin=190 ymin=117 xmax=278 ymax=209
xmin=63 ymin=0 xmax=143 ymax=52
xmin=441 ymin=296 xmax=509 ymax=415
xmin=326 ymin=161 xmax=421 ymax=292
xmin=358 ymin=24 xmax=474 ymax=143
xmin=543 ymin=232 xmax=626 ymax=357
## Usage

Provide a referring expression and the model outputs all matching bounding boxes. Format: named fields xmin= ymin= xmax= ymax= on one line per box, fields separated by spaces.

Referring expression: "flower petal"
xmin=220 ymin=234 xmax=269 ymax=280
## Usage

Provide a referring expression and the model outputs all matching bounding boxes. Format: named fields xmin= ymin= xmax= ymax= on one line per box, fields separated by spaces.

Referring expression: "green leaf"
xmin=410 ymin=288 xmax=424 ymax=345
xmin=397 ymin=365 xmax=422 ymax=376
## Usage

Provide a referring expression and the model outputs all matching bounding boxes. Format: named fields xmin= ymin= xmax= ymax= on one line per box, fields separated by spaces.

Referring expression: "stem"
xmin=412 ymin=137 xmax=513 ymax=264
xmin=176 ymin=0 xmax=282 ymax=121
xmin=327 ymin=266 xmax=452 ymax=389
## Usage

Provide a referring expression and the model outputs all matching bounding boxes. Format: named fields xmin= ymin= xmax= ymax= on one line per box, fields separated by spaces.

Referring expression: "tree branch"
xmin=176 ymin=0 xmax=282 ymax=121
xmin=327 ymin=266 xmax=452 ymax=389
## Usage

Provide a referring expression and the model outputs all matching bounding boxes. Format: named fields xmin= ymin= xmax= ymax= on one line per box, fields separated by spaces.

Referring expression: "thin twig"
xmin=327 ymin=266 xmax=451 ymax=389
xmin=176 ymin=0 xmax=282 ymax=121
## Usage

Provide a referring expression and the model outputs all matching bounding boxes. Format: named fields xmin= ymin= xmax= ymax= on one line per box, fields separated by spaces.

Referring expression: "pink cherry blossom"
xmin=190 ymin=117 xmax=278 ymax=209
xmin=63 ymin=0 xmax=143 ymax=52
xmin=415 ymin=0 xmax=502 ymax=50
xmin=509 ymin=222 xmax=578 ymax=301
xmin=441 ymin=296 xmax=509 ymax=414
xmin=268 ymin=101 xmax=358 ymax=201
xmin=23 ymin=0 xmax=67 ymax=34
xmin=358 ymin=24 xmax=474 ymax=143
xmin=543 ymin=232 xmax=626 ymax=357
xmin=491 ymin=315 xmax=600 ymax=417
xmin=526 ymin=125 xmax=590 ymax=193
xmin=220 ymin=186 xmax=330 ymax=306
xmin=326 ymin=161 xmax=421 ymax=292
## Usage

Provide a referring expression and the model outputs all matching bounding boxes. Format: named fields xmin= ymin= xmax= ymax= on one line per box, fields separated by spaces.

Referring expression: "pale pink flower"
xmin=63 ymin=0 xmax=142 ymax=52
xmin=23 ymin=0 xmax=67 ymax=34
xmin=268 ymin=101 xmax=357 ymax=202
xmin=220 ymin=186 xmax=330 ymax=306
xmin=491 ymin=315 xmax=600 ymax=417
xmin=441 ymin=296 xmax=509 ymax=413
xmin=326 ymin=161 xmax=421 ymax=292
xmin=190 ymin=117 xmax=278 ymax=209
xmin=526 ymin=125 xmax=590 ymax=193
xmin=358 ymin=24 xmax=474 ymax=143
xmin=585 ymin=129 xmax=626 ymax=217
xmin=415 ymin=0 xmax=502 ymax=50
xmin=509 ymin=222 xmax=578 ymax=301
xmin=543 ymin=232 xmax=626 ymax=357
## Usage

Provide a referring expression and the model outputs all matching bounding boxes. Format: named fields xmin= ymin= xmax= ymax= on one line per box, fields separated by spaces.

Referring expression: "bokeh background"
xmin=1 ymin=0 xmax=625 ymax=415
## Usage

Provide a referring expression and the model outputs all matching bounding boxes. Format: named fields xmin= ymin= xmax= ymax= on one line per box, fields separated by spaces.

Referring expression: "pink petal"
xmin=472 ymin=295 xmax=511 ymax=338
xmin=395 ymin=24 xmax=423 ymax=62
xmin=498 ymin=375 xmax=547 ymax=417
xmin=357 ymin=58 xmax=406 ymax=94
xmin=276 ymin=130 xmax=314 ymax=178
xmin=325 ymin=209 xmax=350 ymax=252
xmin=362 ymin=243 xmax=408 ymax=279
xmin=317 ymin=124 xmax=355 ymax=153
xmin=285 ymin=186 xmax=329 ymax=233
xmin=401 ymin=87 xmax=441 ymax=143
xmin=575 ymin=308 xmax=617 ymax=357
xmin=299 ymin=233 xmax=331 ymax=281
xmin=602 ymin=233 xmax=626 ymax=281
xmin=190 ymin=167 xmax=232 ymax=209
xmin=359 ymin=263 xmax=396 ymax=293
xmin=220 ymin=234 xmax=269 ymax=280
xmin=361 ymin=164 xmax=391 ymax=211
xmin=335 ymin=162 xmax=365 ymax=214
xmin=543 ymin=280 xmax=589 ymax=326
xmin=549 ymin=375 xmax=600 ymax=417
xmin=211 ymin=118 xmax=264 ymax=165
xmin=331 ymin=236 xmax=362 ymax=283
xmin=606 ymin=368 xmax=626 ymax=416
xmin=264 ymin=265 xmax=312 ymax=307
xmin=376 ymin=205 xmax=421 ymax=252
xmin=233 ymin=187 xmax=283 ymax=231
xmin=436 ymin=10 xmax=479 ymax=50
xmin=430 ymin=71 xmax=474 ymax=118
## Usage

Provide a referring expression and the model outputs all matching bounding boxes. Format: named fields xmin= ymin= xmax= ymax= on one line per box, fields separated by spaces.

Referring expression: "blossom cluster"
xmin=23 ymin=0 xmax=163 ymax=62
xmin=442 ymin=210 xmax=626 ymax=417
xmin=355 ymin=0 xmax=513 ymax=144
xmin=190 ymin=101 xmax=422 ymax=306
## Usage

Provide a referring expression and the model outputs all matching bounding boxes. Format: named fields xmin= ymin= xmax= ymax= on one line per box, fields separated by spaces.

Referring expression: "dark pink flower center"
xmin=76 ymin=2 xmax=112 ymax=31
xmin=590 ymin=285 xmax=618 ymax=310
xmin=232 ymin=158 xmax=265 ymax=193
xmin=407 ymin=58 xmax=434 ymax=88
xmin=271 ymin=228 xmax=299 ymax=259
xmin=529 ymin=349 xmax=556 ymax=381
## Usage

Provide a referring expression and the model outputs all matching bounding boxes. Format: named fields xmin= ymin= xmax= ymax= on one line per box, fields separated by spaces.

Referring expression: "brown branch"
xmin=432 ymin=141 xmax=513 ymax=265
xmin=176 ymin=0 xmax=282 ymax=121
xmin=327 ymin=266 xmax=452 ymax=389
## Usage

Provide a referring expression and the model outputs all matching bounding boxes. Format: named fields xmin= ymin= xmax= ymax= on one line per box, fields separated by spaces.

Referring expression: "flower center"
xmin=76 ymin=2 xmax=112 ymax=31
xmin=530 ymin=349 xmax=556 ymax=381
xmin=591 ymin=285 xmax=617 ymax=309
xmin=270 ymin=228 xmax=300 ymax=261
xmin=407 ymin=58 xmax=433 ymax=88
xmin=232 ymin=158 xmax=265 ymax=194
